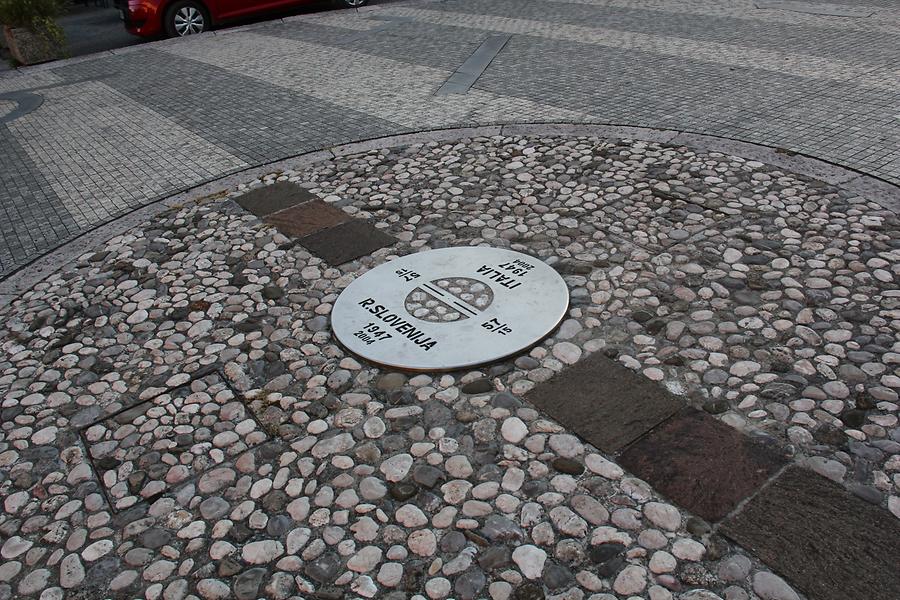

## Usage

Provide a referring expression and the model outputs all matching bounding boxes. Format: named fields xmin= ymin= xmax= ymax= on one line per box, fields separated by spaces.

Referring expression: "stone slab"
xmin=618 ymin=407 xmax=788 ymax=522
xmin=525 ymin=353 xmax=683 ymax=453
xmin=234 ymin=181 xmax=316 ymax=217
xmin=264 ymin=199 xmax=351 ymax=237
xmin=722 ymin=466 xmax=900 ymax=600
xmin=299 ymin=219 xmax=396 ymax=265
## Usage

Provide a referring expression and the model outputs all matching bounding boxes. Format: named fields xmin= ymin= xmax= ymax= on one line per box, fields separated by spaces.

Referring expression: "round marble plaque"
xmin=331 ymin=247 xmax=570 ymax=371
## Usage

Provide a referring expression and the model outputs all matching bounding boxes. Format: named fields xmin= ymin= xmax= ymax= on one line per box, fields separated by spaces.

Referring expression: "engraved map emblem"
xmin=404 ymin=277 xmax=494 ymax=322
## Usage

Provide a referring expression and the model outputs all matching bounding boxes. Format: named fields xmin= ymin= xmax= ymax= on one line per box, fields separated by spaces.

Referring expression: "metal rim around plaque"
xmin=331 ymin=247 xmax=570 ymax=371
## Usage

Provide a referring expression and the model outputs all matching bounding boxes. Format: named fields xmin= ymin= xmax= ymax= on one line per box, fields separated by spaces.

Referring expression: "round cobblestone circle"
xmin=0 ymin=134 xmax=897 ymax=600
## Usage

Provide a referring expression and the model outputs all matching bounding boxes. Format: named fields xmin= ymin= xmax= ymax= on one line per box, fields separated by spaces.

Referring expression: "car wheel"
xmin=165 ymin=0 xmax=209 ymax=37
xmin=335 ymin=0 xmax=369 ymax=7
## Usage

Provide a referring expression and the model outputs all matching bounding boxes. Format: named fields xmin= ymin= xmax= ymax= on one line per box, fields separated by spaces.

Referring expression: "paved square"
xmin=0 ymin=1 xmax=899 ymax=597
xmin=0 ymin=0 xmax=898 ymax=277
xmin=1 ymin=130 xmax=898 ymax=600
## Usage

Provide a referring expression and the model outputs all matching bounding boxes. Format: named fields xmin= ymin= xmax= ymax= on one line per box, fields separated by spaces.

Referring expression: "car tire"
xmin=335 ymin=0 xmax=369 ymax=7
xmin=164 ymin=0 xmax=210 ymax=37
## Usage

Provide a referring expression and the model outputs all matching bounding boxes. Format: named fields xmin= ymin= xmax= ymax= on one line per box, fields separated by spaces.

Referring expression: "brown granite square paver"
xmin=722 ymin=466 xmax=900 ymax=600
xmin=618 ymin=407 xmax=787 ymax=521
xmin=264 ymin=200 xmax=351 ymax=237
xmin=234 ymin=181 xmax=316 ymax=217
xmin=299 ymin=219 xmax=396 ymax=265
xmin=526 ymin=353 xmax=683 ymax=453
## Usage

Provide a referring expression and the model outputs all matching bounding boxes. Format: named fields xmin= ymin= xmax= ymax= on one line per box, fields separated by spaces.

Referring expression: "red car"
xmin=120 ymin=0 xmax=366 ymax=38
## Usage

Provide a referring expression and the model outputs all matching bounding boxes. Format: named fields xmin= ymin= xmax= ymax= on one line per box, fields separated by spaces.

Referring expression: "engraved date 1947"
xmin=353 ymin=322 xmax=394 ymax=345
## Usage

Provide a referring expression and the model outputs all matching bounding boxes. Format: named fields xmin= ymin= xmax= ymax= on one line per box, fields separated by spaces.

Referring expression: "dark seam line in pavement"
xmin=435 ymin=34 xmax=512 ymax=96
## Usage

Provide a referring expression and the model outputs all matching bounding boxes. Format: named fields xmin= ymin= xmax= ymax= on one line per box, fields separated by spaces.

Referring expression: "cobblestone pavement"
xmin=1 ymin=0 xmax=899 ymax=277
xmin=1 ymin=133 xmax=899 ymax=600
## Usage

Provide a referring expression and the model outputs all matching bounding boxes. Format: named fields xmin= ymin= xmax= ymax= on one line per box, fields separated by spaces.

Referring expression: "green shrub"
xmin=0 ymin=0 xmax=66 ymax=50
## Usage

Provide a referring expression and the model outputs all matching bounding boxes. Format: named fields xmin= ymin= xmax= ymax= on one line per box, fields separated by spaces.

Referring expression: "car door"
xmin=215 ymin=0 xmax=313 ymax=20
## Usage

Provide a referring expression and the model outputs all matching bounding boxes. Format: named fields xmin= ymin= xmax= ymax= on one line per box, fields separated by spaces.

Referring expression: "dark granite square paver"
xmin=722 ymin=466 xmax=900 ymax=600
xmin=298 ymin=219 xmax=396 ymax=265
xmin=525 ymin=353 xmax=683 ymax=453
xmin=618 ymin=407 xmax=788 ymax=521
xmin=264 ymin=200 xmax=351 ymax=237
xmin=234 ymin=181 xmax=317 ymax=217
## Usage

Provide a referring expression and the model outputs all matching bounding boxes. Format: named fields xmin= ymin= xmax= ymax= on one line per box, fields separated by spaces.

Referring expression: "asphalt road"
xmin=61 ymin=4 xmax=144 ymax=57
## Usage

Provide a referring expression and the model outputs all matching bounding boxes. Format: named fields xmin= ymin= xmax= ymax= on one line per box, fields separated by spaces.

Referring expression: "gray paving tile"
xmin=0 ymin=126 xmax=79 ymax=277
xmin=259 ymin=19 xmax=488 ymax=71
xmin=0 ymin=0 xmax=897 ymax=279
xmin=436 ymin=0 xmax=898 ymax=63
xmin=755 ymin=1 xmax=874 ymax=18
